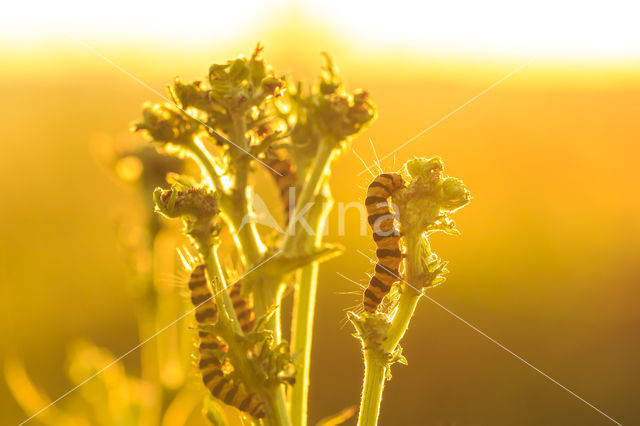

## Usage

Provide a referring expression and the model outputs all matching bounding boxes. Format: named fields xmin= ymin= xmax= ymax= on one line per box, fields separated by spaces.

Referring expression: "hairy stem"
xmin=384 ymin=291 xmax=421 ymax=352
xmin=357 ymin=230 xmax=424 ymax=426
xmin=357 ymin=352 xmax=386 ymax=426
xmin=384 ymin=229 xmax=426 ymax=351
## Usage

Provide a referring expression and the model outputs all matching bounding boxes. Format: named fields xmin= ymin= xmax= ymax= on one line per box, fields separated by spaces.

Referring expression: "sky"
xmin=2 ymin=0 xmax=640 ymax=59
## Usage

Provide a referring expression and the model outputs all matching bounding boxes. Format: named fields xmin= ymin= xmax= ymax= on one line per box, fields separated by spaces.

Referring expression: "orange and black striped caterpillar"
xmin=188 ymin=264 xmax=265 ymax=418
xmin=228 ymin=280 xmax=255 ymax=333
xmin=363 ymin=173 xmax=405 ymax=312
xmin=264 ymin=148 xmax=297 ymax=225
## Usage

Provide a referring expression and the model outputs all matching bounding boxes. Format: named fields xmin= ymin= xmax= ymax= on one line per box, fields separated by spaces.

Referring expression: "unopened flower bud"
xmin=439 ymin=177 xmax=471 ymax=211
xmin=228 ymin=58 xmax=250 ymax=83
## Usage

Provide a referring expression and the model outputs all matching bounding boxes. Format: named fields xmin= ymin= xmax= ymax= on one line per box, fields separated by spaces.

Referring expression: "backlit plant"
xmin=7 ymin=45 xmax=470 ymax=426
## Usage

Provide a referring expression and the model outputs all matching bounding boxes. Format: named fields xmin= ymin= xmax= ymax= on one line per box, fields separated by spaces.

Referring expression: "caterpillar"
xmin=363 ymin=173 xmax=405 ymax=312
xmin=188 ymin=264 xmax=218 ymax=324
xmin=188 ymin=265 xmax=265 ymax=418
xmin=228 ymin=280 xmax=255 ymax=333
xmin=264 ymin=148 xmax=298 ymax=225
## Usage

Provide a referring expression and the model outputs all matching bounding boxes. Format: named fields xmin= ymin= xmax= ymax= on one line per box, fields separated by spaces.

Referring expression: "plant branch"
xmin=281 ymin=139 xmax=336 ymax=257
xmin=204 ymin=246 xmax=291 ymax=426
xmin=356 ymin=230 xmax=425 ymax=426
xmin=204 ymin=246 xmax=243 ymax=335
xmin=264 ymin=385 xmax=292 ymax=426
xmin=290 ymin=185 xmax=332 ymax=426
xmin=190 ymin=129 xmax=265 ymax=268
xmin=357 ymin=351 xmax=386 ymax=426
xmin=190 ymin=136 xmax=226 ymax=196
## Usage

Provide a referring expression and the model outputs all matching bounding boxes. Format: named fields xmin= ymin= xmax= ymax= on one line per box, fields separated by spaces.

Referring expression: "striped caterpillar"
xmin=228 ymin=280 xmax=255 ymax=333
xmin=363 ymin=173 xmax=405 ymax=313
xmin=264 ymin=148 xmax=297 ymax=225
xmin=188 ymin=264 xmax=265 ymax=418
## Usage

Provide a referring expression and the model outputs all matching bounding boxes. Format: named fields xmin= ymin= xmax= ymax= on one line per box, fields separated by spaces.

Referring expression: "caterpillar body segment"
xmin=188 ymin=264 xmax=218 ymax=324
xmin=197 ymin=331 xmax=265 ymax=419
xmin=188 ymin=265 xmax=265 ymax=418
xmin=228 ymin=281 xmax=255 ymax=333
xmin=363 ymin=173 xmax=405 ymax=312
xmin=264 ymin=149 xmax=298 ymax=224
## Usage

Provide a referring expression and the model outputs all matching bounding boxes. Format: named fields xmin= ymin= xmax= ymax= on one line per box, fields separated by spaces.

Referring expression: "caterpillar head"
xmin=389 ymin=173 xmax=406 ymax=191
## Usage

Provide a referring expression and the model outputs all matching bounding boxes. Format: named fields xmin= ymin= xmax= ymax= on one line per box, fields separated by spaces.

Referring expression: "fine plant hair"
xmin=6 ymin=44 xmax=470 ymax=426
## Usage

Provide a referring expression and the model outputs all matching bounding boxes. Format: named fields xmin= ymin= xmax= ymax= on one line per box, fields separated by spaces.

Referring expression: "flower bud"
xmin=249 ymin=55 xmax=267 ymax=88
xmin=208 ymin=63 xmax=229 ymax=82
xmin=439 ymin=177 xmax=471 ymax=211
xmin=153 ymin=185 xmax=219 ymax=220
xmin=405 ymin=156 xmax=443 ymax=180
xmin=228 ymin=58 xmax=250 ymax=83
xmin=134 ymin=103 xmax=197 ymax=146
xmin=172 ymin=78 xmax=211 ymax=111
xmin=261 ymin=76 xmax=285 ymax=97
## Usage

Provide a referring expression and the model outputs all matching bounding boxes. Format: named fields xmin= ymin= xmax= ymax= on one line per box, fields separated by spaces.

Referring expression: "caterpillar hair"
xmin=363 ymin=173 xmax=405 ymax=312
xmin=264 ymin=148 xmax=297 ymax=224
xmin=188 ymin=264 xmax=265 ymax=418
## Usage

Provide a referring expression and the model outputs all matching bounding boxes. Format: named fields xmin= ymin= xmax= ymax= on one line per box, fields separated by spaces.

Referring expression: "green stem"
xmin=191 ymin=136 xmax=264 ymax=266
xmin=384 ymin=229 xmax=426 ymax=351
xmin=191 ymin=137 xmax=226 ymax=194
xmin=253 ymin=278 xmax=286 ymax=343
xmin=289 ymin=185 xmax=332 ymax=426
xmin=137 ymin=299 xmax=162 ymax=426
xmin=281 ymin=140 xmax=335 ymax=256
xmin=356 ymin=230 xmax=424 ymax=426
xmin=264 ymin=385 xmax=292 ymax=426
xmin=204 ymin=246 xmax=243 ymax=335
xmin=289 ymin=263 xmax=318 ymax=426
xmin=383 ymin=290 xmax=421 ymax=353
xmin=357 ymin=352 xmax=386 ymax=426
xmin=204 ymin=246 xmax=291 ymax=425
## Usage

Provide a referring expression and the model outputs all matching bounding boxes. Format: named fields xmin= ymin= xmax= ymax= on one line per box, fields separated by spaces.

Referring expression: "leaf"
xmin=203 ymin=396 xmax=227 ymax=426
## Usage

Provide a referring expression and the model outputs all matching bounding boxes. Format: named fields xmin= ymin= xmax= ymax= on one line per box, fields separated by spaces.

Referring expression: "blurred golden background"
xmin=1 ymin=2 xmax=639 ymax=424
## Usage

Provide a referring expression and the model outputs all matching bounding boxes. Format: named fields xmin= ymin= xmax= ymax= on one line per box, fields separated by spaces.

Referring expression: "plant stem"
xmin=191 ymin=137 xmax=226 ymax=194
xmin=384 ymin=229 xmax=425 ymax=351
xmin=137 ymin=300 xmax=162 ymax=426
xmin=357 ymin=351 xmax=386 ymax=426
xmin=204 ymin=246 xmax=243 ymax=335
xmin=191 ymin=136 xmax=265 ymax=267
xmin=289 ymin=185 xmax=332 ymax=426
xmin=356 ymin=230 xmax=425 ymax=426
xmin=253 ymin=277 xmax=286 ymax=343
xmin=264 ymin=385 xmax=292 ymax=426
xmin=281 ymin=140 xmax=335 ymax=256
xmin=205 ymin=246 xmax=291 ymax=426
xmin=289 ymin=263 xmax=318 ymax=426
xmin=383 ymin=289 xmax=421 ymax=353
